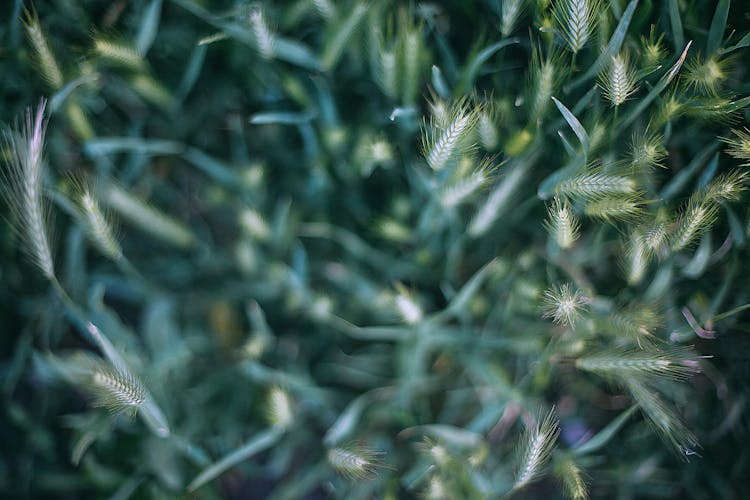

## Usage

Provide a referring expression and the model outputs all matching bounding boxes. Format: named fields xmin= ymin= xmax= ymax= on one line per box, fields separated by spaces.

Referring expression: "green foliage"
xmin=2 ymin=1 xmax=750 ymax=498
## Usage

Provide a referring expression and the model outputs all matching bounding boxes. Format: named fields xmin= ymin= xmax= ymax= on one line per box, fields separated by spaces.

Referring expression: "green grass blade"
xmin=621 ymin=41 xmax=691 ymax=128
xmin=706 ymin=0 xmax=730 ymax=55
xmin=573 ymin=406 xmax=638 ymax=455
xmin=668 ymin=0 xmax=684 ymax=50
xmin=719 ymin=31 xmax=750 ymax=54
xmin=552 ymin=97 xmax=590 ymax=153
xmin=136 ymin=0 xmax=163 ymax=55
xmin=187 ymin=427 xmax=284 ymax=491
xmin=456 ymin=38 xmax=519 ymax=94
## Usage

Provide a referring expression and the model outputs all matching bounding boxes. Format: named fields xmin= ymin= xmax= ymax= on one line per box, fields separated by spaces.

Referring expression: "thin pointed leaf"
xmin=659 ymin=142 xmax=719 ymax=200
xmin=552 ymin=97 xmax=589 ymax=153
xmin=136 ymin=0 xmax=163 ymax=55
xmin=621 ymin=41 xmax=692 ymax=128
xmin=706 ymin=0 xmax=730 ymax=55
xmin=187 ymin=427 xmax=284 ymax=491
xmin=432 ymin=258 xmax=498 ymax=321
xmin=457 ymin=38 xmax=519 ymax=93
xmin=719 ymin=31 xmax=750 ymax=54
xmin=249 ymin=111 xmax=315 ymax=125
xmin=668 ymin=0 xmax=684 ymax=50
xmin=573 ymin=406 xmax=638 ymax=455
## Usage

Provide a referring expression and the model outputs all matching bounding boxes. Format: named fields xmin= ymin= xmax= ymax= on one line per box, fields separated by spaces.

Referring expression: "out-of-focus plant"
xmin=2 ymin=1 xmax=750 ymax=498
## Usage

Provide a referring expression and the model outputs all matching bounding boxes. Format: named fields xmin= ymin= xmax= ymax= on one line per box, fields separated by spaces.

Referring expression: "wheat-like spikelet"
xmin=630 ymin=129 xmax=667 ymax=170
xmin=552 ymin=0 xmax=602 ymax=54
xmin=684 ymin=54 xmax=730 ymax=96
xmin=398 ymin=13 xmax=425 ymax=106
xmin=68 ymin=178 xmax=124 ymax=261
xmin=606 ymin=304 xmax=661 ymax=346
xmin=440 ymin=157 xmax=495 ymax=208
xmin=81 ymin=189 xmax=122 ymax=260
xmin=501 ymin=0 xmax=525 ymax=37
xmin=129 ymin=73 xmax=173 ymax=109
xmin=555 ymin=457 xmax=589 ymax=500
xmin=376 ymin=49 xmax=398 ymax=99
xmin=514 ymin=408 xmax=560 ymax=491
xmin=24 ymin=10 xmax=64 ymax=90
xmin=529 ymin=44 xmax=562 ymax=123
xmin=478 ymin=104 xmax=499 ymax=151
xmin=422 ymin=98 xmax=479 ymax=172
xmin=721 ymin=128 xmax=750 ymax=164
xmin=671 ymin=195 xmax=719 ymax=251
xmin=704 ymin=170 xmax=749 ymax=202
xmin=624 ymin=378 xmax=699 ymax=458
xmin=575 ymin=346 xmax=701 ymax=381
xmin=327 ymin=442 xmax=386 ymax=479
xmin=642 ymin=220 xmax=669 ymax=256
xmin=554 ymin=170 xmax=637 ymax=201
xmin=394 ymin=283 xmax=423 ymax=324
xmin=542 ymin=283 xmax=587 ymax=327
xmin=599 ymin=53 xmax=638 ymax=107
xmin=624 ymin=230 xmax=649 ymax=285
xmin=583 ymin=196 xmax=643 ymax=222
xmin=640 ymin=25 xmax=666 ymax=69
xmin=249 ymin=4 xmax=276 ymax=59
xmin=1 ymin=100 xmax=55 ymax=280
xmin=545 ymin=196 xmax=580 ymax=249
xmin=93 ymin=38 xmax=145 ymax=70
xmin=424 ymin=475 xmax=449 ymax=499
xmin=87 ymin=361 xmax=147 ymax=417
xmin=266 ymin=386 xmax=294 ymax=429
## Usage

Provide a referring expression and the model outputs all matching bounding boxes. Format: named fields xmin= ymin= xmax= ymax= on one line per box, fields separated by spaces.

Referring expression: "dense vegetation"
xmin=2 ymin=0 xmax=750 ymax=498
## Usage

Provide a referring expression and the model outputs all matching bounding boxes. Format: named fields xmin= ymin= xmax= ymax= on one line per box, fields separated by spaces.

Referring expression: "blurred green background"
xmin=2 ymin=1 xmax=750 ymax=498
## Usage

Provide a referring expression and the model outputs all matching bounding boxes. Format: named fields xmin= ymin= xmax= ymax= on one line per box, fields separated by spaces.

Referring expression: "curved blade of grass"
xmin=682 ymin=233 xmax=712 ymax=278
xmin=706 ymin=0 xmax=730 ymax=55
xmin=695 ymin=152 xmax=720 ymax=190
xmin=250 ymin=111 xmax=315 ymax=125
xmin=182 ymin=147 xmax=242 ymax=187
xmin=49 ymin=74 xmax=99 ymax=112
xmin=320 ymin=3 xmax=368 ymax=70
xmin=84 ymin=137 xmax=183 ymax=156
xmin=668 ymin=0 xmax=684 ymax=50
xmin=431 ymin=65 xmax=451 ymax=98
xmin=558 ymin=131 xmax=576 ymax=157
xmin=719 ymin=31 xmax=750 ymax=54
xmin=456 ymin=38 xmax=519 ymax=94
xmin=566 ymin=0 xmax=639 ymax=91
xmin=431 ymin=258 xmax=498 ymax=322
xmin=102 ymin=184 xmax=196 ymax=249
xmin=324 ymin=391 xmax=371 ymax=446
xmin=723 ymin=95 xmax=750 ymax=113
xmin=401 ymin=424 xmax=483 ymax=449
xmin=573 ymin=406 xmax=637 ymax=455
xmin=187 ymin=427 xmax=284 ymax=491
xmin=176 ymin=44 xmax=207 ymax=100
xmin=658 ymin=142 xmax=719 ymax=201
xmin=552 ymin=97 xmax=589 ymax=153
xmin=136 ymin=0 xmax=163 ymax=55
xmin=620 ymin=41 xmax=691 ymax=128
xmin=469 ymin=156 xmax=534 ymax=236
xmin=272 ymin=38 xmax=321 ymax=71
